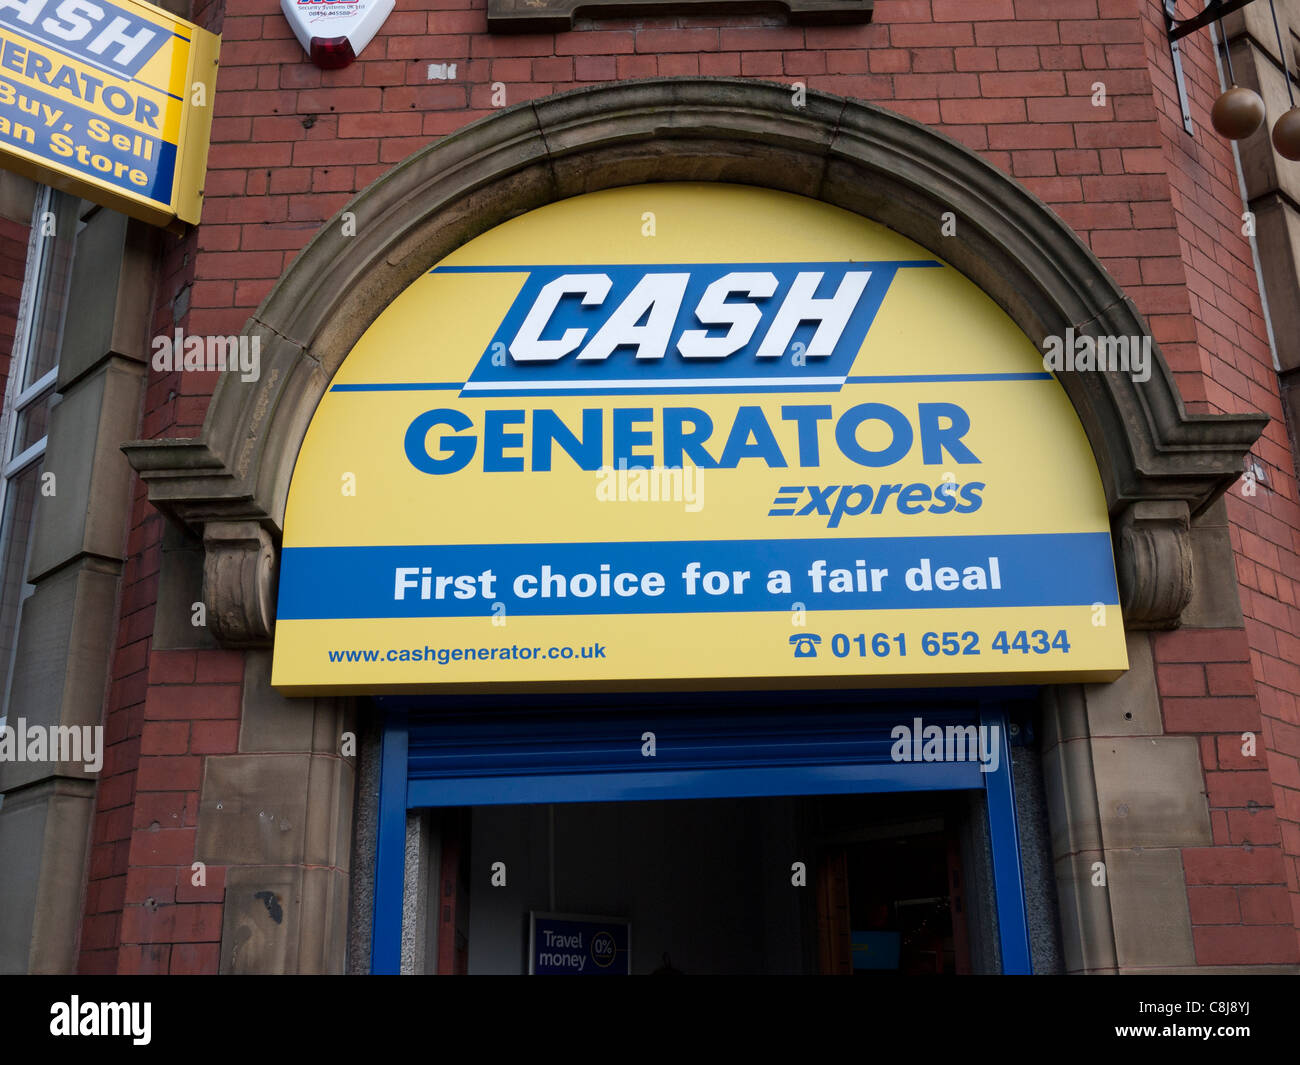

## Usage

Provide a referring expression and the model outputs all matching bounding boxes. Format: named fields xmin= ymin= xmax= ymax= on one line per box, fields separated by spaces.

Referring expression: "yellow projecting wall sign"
xmin=272 ymin=184 xmax=1128 ymax=693
xmin=0 ymin=0 xmax=219 ymax=227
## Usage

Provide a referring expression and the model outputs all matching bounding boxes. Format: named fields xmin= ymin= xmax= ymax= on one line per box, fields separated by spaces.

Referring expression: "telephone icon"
xmin=789 ymin=634 xmax=821 ymax=658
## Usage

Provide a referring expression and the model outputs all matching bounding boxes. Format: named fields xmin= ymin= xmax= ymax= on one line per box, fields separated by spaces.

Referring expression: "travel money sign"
xmin=271 ymin=184 xmax=1129 ymax=693
xmin=0 ymin=0 xmax=219 ymax=227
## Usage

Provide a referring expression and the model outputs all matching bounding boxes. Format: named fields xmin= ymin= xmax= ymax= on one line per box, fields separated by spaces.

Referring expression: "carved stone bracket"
xmin=1114 ymin=500 xmax=1194 ymax=629
xmin=203 ymin=521 xmax=277 ymax=647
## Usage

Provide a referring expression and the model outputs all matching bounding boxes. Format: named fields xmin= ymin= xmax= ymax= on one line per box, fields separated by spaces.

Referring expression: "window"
xmin=486 ymin=0 xmax=874 ymax=33
xmin=0 ymin=185 xmax=82 ymax=723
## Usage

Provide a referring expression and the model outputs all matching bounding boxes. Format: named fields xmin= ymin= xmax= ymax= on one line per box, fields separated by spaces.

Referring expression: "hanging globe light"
xmin=1273 ymin=106 xmax=1300 ymax=160
xmin=1212 ymin=85 xmax=1267 ymax=140
xmin=1265 ymin=0 xmax=1300 ymax=160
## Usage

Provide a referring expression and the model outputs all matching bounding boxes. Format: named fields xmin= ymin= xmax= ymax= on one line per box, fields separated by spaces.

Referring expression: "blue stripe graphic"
xmin=430 ymin=261 xmax=943 ymax=274
xmin=328 ymin=373 xmax=1052 ymax=394
xmin=844 ymin=373 xmax=1053 ymax=383
xmin=330 ymin=382 xmax=463 ymax=392
xmin=277 ymin=533 xmax=1119 ymax=620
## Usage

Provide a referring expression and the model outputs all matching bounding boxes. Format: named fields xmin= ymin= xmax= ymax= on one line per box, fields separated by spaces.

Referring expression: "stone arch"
xmin=123 ymin=77 xmax=1266 ymax=644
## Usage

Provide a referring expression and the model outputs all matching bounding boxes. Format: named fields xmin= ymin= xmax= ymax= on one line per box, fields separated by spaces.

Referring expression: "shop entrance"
xmin=370 ymin=690 xmax=1034 ymax=974
xmin=436 ymin=790 xmax=978 ymax=975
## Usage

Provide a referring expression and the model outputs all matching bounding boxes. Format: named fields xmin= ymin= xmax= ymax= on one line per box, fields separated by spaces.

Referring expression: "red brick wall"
xmin=76 ymin=0 xmax=1300 ymax=971
xmin=1155 ymin=628 xmax=1300 ymax=965
xmin=1136 ymin=2 xmax=1300 ymax=949
xmin=78 ymin=476 xmax=154 ymax=973
xmin=78 ymin=499 xmax=246 ymax=974
xmin=117 ymin=648 xmax=240 ymax=974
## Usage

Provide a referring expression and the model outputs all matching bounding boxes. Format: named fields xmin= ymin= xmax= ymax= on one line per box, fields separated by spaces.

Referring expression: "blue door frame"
xmin=370 ymin=690 xmax=1033 ymax=975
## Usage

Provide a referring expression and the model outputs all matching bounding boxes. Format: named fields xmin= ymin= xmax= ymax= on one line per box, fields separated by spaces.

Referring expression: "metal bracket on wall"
xmin=1006 ymin=710 xmax=1034 ymax=747
xmin=1164 ymin=0 xmax=1258 ymax=135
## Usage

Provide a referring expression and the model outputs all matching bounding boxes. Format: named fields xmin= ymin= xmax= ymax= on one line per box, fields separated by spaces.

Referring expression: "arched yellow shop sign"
xmin=271 ymin=184 xmax=1128 ymax=693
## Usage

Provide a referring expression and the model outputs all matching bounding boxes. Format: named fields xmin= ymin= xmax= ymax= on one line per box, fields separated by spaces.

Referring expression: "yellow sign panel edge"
xmin=172 ymin=24 xmax=220 ymax=226
xmin=271 ymin=663 xmax=1128 ymax=702
xmin=272 ymin=666 xmax=1129 ymax=698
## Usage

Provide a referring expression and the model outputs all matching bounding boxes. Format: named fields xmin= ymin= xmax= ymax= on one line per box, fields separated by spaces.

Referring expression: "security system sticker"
xmin=280 ymin=0 xmax=393 ymax=68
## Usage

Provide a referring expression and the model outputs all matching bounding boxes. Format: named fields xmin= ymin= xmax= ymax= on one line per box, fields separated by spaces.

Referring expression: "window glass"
xmin=0 ymin=186 xmax=80 ymax=723
xmin=13 ymin=387 xmax=55 ymax=456
xmin=20 ymin=192 xmax=79 ymax=391
xmin=0 ymin=458 xmax=40 ymax=675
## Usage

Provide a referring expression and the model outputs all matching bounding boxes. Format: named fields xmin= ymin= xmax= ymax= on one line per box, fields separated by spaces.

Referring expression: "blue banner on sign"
xmin=0 ymin=74 xmax=174 ymax=199
xmin=530 ymin=914 xmax=630 ymax=975
xmin=277 ymin=532 xmax=1120 ymax=620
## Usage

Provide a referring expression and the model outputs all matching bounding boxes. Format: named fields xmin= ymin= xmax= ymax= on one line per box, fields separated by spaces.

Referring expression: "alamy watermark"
xmin=1042 ymin=328 xmax=1151 ymax=383
xmin=595 ymin=463 xmax=704 ymax=512
xmin=0 ymin=718 xmax=102 ymax=773
xmin=50 ymin=997 xmax=150 ymax=1045
xmin=152 ymin=329 xmax=260 ymax=382
xmin=890 ymin=717 xmax=1000 ymax=774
